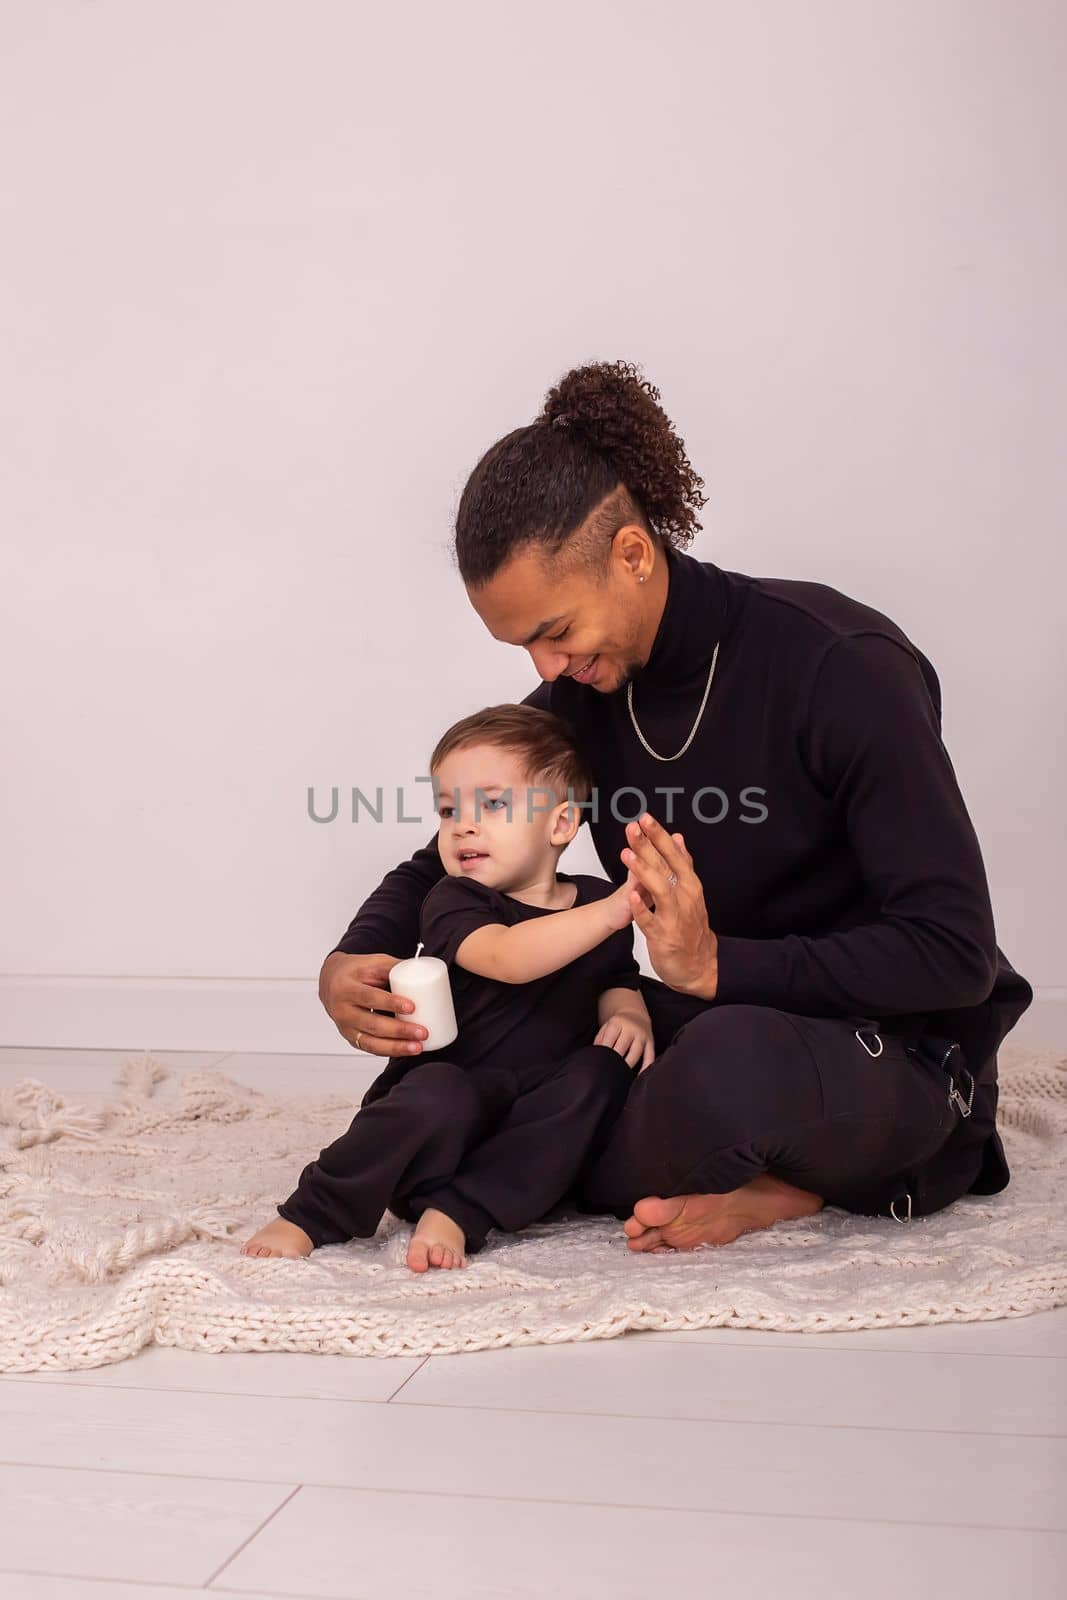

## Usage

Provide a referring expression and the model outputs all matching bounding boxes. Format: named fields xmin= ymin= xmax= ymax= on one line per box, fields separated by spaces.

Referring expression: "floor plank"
xmin=1 ymin=1381 xmax=1061 ymax=1530
xmin=0 ymin=1463 xmax=293 ymax=1587
xmin=218 ymin=1482 xmax=1067 ymax=1600
xmin=393 ymin=1333 xmax=1067 ymax=1435
xmin=6 ymin=1345 xmax=428 ymax=1403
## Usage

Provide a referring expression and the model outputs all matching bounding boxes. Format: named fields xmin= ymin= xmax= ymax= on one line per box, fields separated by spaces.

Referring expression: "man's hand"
xmin=621 ymin=814 xmax=719 ymax=1000
xmin=318 ymin=951 xmax=429 ymax=1057
xmin=594 ymin=1006 xmax=656 ymax=1070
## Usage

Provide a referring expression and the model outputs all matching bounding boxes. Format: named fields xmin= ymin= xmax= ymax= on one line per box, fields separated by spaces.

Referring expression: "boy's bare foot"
xmin=407 ymin=1207 xmax=468 ymax=1272
xmin=241 ymin=1217 xmax=315 ymax=1258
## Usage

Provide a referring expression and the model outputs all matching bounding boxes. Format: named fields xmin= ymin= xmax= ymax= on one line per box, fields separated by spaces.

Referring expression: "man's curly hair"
xmin=452 ymin=358 xmax=708 ymax=586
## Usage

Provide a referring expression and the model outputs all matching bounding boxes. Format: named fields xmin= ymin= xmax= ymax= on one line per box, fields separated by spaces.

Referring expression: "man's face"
xmin=466 ymin=531 xmax=653 ymax=694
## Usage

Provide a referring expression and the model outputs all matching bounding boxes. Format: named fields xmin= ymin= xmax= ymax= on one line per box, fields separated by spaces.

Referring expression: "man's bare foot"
xmin=241 ymin=1217 xmax=315 ymax=1258
xmin=407 ymin=1207 xmax=468 ymax=1272
xmin=623 ymin=1173 xmax=824 ymax=1252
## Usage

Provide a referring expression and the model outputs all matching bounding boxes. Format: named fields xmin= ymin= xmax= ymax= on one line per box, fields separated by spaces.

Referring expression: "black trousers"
xmin=277 ymin=1044 xmax=633 ymax=1253
xmin=571 ymin=978 xmax=1005 ymax=1225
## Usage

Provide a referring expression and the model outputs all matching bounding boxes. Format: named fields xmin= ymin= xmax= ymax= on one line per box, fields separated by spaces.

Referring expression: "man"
xmin=319 ymin=372 xmax=1032 ymax=1251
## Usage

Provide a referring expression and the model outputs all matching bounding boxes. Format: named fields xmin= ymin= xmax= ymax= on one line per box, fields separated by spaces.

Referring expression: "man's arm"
xmin=713 ymin=634 xmax=999 ymax=1017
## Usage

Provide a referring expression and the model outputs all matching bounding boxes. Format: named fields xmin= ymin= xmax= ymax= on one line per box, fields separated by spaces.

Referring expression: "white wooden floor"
xmin=2 ymin=1046 xmax=1064 ymax=1600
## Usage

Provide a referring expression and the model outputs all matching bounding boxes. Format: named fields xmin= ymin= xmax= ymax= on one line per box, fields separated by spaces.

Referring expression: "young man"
xmin=318 ymin=365 xmax=1032 ymax=1251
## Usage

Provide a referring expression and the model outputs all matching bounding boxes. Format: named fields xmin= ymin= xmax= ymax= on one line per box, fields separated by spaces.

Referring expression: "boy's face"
xmin=432 ymin=743 xmax=579 ymax=888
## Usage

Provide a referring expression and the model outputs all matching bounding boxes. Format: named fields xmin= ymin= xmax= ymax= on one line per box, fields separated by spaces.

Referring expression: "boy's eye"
xmin=439 ymin=800 xmax=506 ymax=818
xmin=547 ymin=625 xmax=570 ymax=642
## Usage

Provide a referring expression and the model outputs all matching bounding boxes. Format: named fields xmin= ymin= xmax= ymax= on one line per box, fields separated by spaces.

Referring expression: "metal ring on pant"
xmin=889 ymin=1192 xmax=913 ymax=1223
xmin=855 ymin=1026 xmax=883 ymax=1058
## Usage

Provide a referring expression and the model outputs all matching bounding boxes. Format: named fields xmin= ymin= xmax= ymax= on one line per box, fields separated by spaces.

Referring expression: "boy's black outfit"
xmin=325 ymin=546 xmax=1034 ymax=1227
xmin=277 ymin=873 xmax=638 ymax=1251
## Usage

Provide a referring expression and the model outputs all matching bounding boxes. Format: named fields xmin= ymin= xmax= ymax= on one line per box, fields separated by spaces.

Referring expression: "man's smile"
xmin=568 ymin=654 xmax=599 ymax=684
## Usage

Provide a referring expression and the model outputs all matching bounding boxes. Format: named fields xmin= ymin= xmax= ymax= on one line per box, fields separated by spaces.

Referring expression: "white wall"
xmin=1 ymin=0 xmax=1063 ymax=1053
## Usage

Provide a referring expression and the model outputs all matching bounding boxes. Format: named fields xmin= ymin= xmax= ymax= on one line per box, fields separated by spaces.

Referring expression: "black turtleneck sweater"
xmin=330 ymin=547 xmax=1032 ymax=1181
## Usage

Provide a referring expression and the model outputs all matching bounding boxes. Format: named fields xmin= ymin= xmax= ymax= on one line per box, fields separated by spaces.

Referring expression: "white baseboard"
xmin=0 ymin=976 xmax=354 ymax=1055
xmin=1 ymin=977 xmax=1064 ymax=1057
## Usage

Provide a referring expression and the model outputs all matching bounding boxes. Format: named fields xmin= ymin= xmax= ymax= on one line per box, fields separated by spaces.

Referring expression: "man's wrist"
xmin=687 ymin=957 xmax=719 ymax=1003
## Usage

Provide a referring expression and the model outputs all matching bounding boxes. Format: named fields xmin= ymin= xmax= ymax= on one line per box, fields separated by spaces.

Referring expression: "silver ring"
xmin=666 ymin=871 xmax=678 ymax=888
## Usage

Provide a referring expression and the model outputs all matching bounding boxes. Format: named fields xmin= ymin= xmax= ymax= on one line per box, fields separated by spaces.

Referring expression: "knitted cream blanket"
xmin=1 ymin=1045 xmax=1064 ymax=1371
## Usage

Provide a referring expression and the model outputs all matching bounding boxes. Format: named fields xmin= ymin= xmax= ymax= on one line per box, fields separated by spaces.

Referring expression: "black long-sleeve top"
xmin=331 ymin=546 xmax=1033 ymax=1180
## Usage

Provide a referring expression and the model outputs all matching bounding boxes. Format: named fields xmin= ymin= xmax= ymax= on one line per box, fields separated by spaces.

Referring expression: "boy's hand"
xmin=602 ymin=870 xmax=640 ymax=933
xmin=594 ymin=1007 xmax=656 ymax=1070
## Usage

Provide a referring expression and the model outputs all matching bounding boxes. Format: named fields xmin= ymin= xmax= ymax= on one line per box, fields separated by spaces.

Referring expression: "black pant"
xmin=572 ymin=978 xmax=1005 ymax=1224
xmin=277 ymin=1044 xmax=633 ymax=1253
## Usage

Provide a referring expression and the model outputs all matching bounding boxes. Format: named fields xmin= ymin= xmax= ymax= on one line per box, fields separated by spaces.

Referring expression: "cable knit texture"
xmin=1 ymin=1045 xmax=1064 ymax=1371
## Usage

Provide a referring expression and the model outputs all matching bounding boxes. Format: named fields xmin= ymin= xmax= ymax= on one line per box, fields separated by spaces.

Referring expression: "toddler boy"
xmin=241 ymin=704 xmax=653 ymax=1271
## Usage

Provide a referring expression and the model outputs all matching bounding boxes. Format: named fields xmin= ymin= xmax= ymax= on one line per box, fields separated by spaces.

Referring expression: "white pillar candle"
xmin=387 ymin=942 xmax=458 ymax=1051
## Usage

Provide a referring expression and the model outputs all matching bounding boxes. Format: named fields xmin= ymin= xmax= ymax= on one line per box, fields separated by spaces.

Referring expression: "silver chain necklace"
xmin=626 ymin=640 xmax=719 ymax=761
